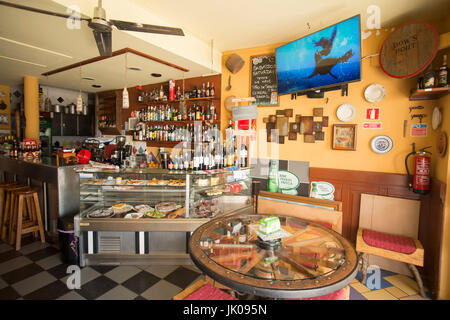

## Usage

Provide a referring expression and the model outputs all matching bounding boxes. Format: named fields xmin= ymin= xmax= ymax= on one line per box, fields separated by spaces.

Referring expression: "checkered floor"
xmin=0 ymin=237 xmax=433 ymax=300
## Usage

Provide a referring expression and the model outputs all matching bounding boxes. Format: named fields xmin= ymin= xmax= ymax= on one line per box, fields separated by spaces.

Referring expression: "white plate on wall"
xmin=432 ymin=107 xmax=442 ymax=130
xmin=364 ymin=84 xmax=386 ymax=103
xmin=337 ymin=104 xmax=357 ymax=122
xmin=370 ymin=135 xmax=393 ymax=154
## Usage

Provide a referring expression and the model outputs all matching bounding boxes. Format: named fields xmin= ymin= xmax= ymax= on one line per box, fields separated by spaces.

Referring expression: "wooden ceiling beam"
xmin=41 ymin=47 xmax=189 ymax=77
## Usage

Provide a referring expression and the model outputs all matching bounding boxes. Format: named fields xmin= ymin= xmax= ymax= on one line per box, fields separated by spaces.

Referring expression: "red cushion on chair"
xmin=312 ymin=221 xmax=333 ymax=229
xmin=362 ymin=229 xmax=416 ymax=254
xmin=285 ymin=287 xmax=347 ymax=300
xmin=184 ymin=284 xmax=238 ymax=300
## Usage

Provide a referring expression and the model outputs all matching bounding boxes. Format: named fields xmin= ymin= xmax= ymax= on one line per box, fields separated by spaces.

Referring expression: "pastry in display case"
xmin=74 ymin=167 xmax=252 ymax=266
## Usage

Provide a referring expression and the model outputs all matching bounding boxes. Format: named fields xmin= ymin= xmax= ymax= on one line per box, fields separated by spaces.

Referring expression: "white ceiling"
xmin=134 ymin=0 xmax=450 ymax=52
xmin=0 ymin=0 xmax=449 ymax=93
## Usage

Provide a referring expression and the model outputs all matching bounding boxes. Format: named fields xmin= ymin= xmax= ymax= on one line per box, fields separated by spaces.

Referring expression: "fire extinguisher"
xmin=405 ymin=143 xmax=432 ymax=194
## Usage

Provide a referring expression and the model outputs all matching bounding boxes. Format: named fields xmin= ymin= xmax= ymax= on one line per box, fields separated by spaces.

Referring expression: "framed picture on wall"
xmin=332 ymin=124 xmax=357 ymax=150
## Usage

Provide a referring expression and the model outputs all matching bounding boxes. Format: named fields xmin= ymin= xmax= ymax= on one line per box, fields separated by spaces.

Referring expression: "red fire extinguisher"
xmin=405 ymin=143 xmax=432 ymax=194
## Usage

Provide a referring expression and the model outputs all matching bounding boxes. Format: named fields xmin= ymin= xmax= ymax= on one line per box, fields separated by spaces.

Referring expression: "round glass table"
xmin=189 ymin=214 xmax=358 ymax=299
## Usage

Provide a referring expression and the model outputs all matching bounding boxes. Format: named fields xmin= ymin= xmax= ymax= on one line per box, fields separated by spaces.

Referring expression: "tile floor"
xmin=0 ymin=236 xmax=433 ymax=300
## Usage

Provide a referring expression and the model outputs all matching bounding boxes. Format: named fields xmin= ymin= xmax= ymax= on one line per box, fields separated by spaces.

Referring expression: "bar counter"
xmin=0 ymin=155 xmax=80 ymax=239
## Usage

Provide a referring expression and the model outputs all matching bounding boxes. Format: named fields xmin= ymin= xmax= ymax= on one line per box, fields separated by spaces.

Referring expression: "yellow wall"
xmin=0 ymin=85 xmax=11 ymax=131
xmin=221 ymin=29 xmax=441 ymax=175
xmin=221 ymin=18 xmax=450 ymax=299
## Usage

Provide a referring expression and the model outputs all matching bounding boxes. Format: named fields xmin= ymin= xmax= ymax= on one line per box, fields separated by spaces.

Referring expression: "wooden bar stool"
xmin=0 ymin=185 xmax=30 ymax=241
xmin=0 ymin=181 xmax=19 ymax=234
xmin=9 ymin=188 xmax=45 ymax=250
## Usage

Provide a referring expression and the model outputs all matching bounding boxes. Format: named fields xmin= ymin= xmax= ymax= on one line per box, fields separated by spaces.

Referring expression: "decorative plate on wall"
xmin=437 ymin=131 xmax=447 ymax=158
xmin=336 ymin=104 xmax=356 ymax=122
xmin=432 ymin=107 xmax=442 ymax=130
xmin=370 ymin=135 xmax=393 ymax=154
xmin=364 ymin=84 xmax=386 ymax=103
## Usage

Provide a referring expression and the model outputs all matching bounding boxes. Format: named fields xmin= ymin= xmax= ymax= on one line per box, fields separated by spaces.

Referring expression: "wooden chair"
xmin=356 ymin=228 xmax=425 ymax=297
xmin=173 ymin=278 xmax=237 ymax=300
xmin=355 ymin=194 xmax=425 ymax=297
xmin=257 ymin=191 xmax=343 ymax=234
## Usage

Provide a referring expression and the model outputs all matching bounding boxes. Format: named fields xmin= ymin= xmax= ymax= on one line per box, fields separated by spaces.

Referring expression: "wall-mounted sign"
xmin=411 ymin=123 xmax=428 ymax=137
xmin=366 ymin=108 xmax=380 ymax=120
xmin=363 ymin=122 xmax=382 ymax=129
xmin=379 ymin=22 xmax=439 ymax=79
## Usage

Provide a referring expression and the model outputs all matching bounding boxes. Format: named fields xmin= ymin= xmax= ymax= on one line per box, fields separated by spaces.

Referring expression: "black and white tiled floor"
xmin=0 ymin=236 xmax=203 ymax=300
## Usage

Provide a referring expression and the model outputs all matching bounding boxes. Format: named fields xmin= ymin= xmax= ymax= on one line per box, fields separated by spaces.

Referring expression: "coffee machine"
xmin=112 ymin=136 xmax=130 ymax=167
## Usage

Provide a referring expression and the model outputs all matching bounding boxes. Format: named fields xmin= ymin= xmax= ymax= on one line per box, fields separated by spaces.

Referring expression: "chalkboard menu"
xmin=250 ymin=54 xmax=278 ymax=106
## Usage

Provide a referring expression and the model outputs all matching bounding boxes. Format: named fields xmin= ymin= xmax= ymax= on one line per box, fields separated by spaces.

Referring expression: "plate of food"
xmin=134 ymin=204 xmax=154 ymax=213
xmin=124 ymin=212 xmax=144 ymax=219
xmin=143 ymin=210 xmax=166 ymax=218
xmin=126 ymin=179 xmax=146 ymax=185
xmin=168 ymin=179 xmax=186 ymax=186
xmin=336 ymin=104 xmax=357 ymax=122
xmin=111 ymin=203 xmax=133 ymax=214
xmin=155 ymin=202 xmax=179 ymax=213
xmin=370 ymin=135 xmax=393 ymax=154
xmin=364 ymin=84 xmax=386 ymax=103
xmin=87 ymin=208 xmax=114 ymax=218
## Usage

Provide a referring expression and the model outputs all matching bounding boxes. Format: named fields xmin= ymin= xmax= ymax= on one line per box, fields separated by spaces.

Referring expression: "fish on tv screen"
xmin=276 ymin=15 xmax=361 ymax=95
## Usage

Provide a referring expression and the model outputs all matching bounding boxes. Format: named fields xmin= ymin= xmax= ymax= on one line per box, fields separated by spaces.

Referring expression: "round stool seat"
xmin=15 ymin=188 xmax=38 ymax=195
xmin=0 ymin=182 xmax=19 ymax=187
xmin=5 ymin=185 xmax=29 ymax=192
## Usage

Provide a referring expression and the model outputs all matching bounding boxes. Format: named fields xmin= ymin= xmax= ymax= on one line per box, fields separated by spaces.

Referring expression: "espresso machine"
xmin=111 ymin=136 xmax=131 ymax=167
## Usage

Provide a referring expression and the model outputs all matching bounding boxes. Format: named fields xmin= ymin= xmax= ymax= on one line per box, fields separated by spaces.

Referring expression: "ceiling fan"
xmin=0 ymin=0 xmax=184 ymax=56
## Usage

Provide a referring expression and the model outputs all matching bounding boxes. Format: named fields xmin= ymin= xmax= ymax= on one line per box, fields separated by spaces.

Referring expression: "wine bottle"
xmin=439 ymin=54 xmax=448 ymax=87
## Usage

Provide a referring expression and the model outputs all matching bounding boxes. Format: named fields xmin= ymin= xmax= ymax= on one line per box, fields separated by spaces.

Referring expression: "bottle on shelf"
xmin=206 ymin=82 xmax=210 ymax=97
xmin=210 ymin=82 xmax=215 ymax=97
xmin=438 ymin=54 xmax=448 ymax=87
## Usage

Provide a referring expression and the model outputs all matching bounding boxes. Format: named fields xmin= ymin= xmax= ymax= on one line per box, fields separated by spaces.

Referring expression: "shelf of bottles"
xmin=97 ymin=91 xmax=118 ymax=132
xmin=136 ymin=81 xmax=217 ymax=104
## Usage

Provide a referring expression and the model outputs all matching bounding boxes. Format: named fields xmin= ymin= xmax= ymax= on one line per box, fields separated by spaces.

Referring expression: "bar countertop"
xmin=0 ymin=154 xmax=78 ymax=168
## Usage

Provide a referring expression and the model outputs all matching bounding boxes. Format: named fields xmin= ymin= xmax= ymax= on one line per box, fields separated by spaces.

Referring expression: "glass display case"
xmin=74 ymin=167 xmax=252 ymax=266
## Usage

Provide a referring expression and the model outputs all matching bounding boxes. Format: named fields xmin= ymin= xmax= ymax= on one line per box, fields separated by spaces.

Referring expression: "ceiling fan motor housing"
xmin=88 ymin=6 xmax=111 ymax=32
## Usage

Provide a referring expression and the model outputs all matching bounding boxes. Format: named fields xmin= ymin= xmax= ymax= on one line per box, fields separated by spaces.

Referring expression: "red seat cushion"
xmin=285 ymin=287 xmax=347 ymax=300
xmin=184 ymin=284 xmax=238 ymax=300
xmin=362 ymin=229 xmax=416 ymax=254
xmin=312 ymin=220 xmax=333 ymax=230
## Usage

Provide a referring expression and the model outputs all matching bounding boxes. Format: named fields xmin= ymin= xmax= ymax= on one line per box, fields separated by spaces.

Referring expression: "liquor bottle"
xmin=201 ymin=83 xmax=206 ymax=97
xmin=195 ymin=104 xmax=201 ymax=121
xmin=267 ymin=160 xmax=279 ymax=192
xmin=206 ymin=82 xmax=210 ymax=97
xmin=197 ymin=86 xmax=201 ymax=99
xmin=210 ymin=82 xmax=215 ymax=97
xmin=176 ymin=86 xmax=181 ymax=100
xmin=438 ymin=54 xmax=448 ymax=87
xmin=205 ymin=103 xmax=211 ymax=121
xmin=159 ymin=85 xmax=164 ymax=100
xmin=192 ymin=86 xmax=198 ymax=98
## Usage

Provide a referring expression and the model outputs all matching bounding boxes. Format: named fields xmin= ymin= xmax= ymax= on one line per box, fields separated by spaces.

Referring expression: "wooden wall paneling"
xmin=309 ymin=167 xmax=446 ymax=298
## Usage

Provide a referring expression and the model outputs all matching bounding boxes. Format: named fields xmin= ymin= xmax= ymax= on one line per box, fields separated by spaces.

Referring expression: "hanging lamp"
xmin=122 ymin=53 xmax=130 ymax=109
xmin=76 ymin=66 xmax=83 ymax=113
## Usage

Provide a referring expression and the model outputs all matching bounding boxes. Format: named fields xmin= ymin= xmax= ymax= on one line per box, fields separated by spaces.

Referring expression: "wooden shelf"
xmin=130 ymin=120 xmax=220 ymax=126
xmin=145 ymin=141 xmax=191 ymax=148
xmin=99 ymin=127 xmax=121 ymax=135
xmin=409 ymin=87 xmax=450 ymax=101
xmin=136 ymin=96 xmax=220 ymax=105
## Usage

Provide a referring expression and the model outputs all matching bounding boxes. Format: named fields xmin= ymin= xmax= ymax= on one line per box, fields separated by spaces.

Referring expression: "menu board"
xmin=250 ymin=54 xmax=278 ymax=106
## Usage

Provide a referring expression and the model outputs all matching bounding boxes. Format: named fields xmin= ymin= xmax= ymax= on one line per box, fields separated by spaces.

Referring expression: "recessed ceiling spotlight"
xmin=82 ymin=77 xmax=95 ymax=81
xmin=151 ymin=73 xmax=162 ymax=77
xmin=92 ymin=84 xmax=102 ymax=88
xmin=128 ymin=67 xmax=141 ymax=71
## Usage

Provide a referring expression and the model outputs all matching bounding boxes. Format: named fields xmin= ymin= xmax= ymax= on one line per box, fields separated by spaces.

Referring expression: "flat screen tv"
xmin=276 ymin=15 xmax=361 ymax=95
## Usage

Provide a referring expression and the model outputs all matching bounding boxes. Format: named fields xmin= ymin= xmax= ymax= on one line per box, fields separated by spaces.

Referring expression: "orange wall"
xmin=220 ymin=28 xmax=440 ymax=175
